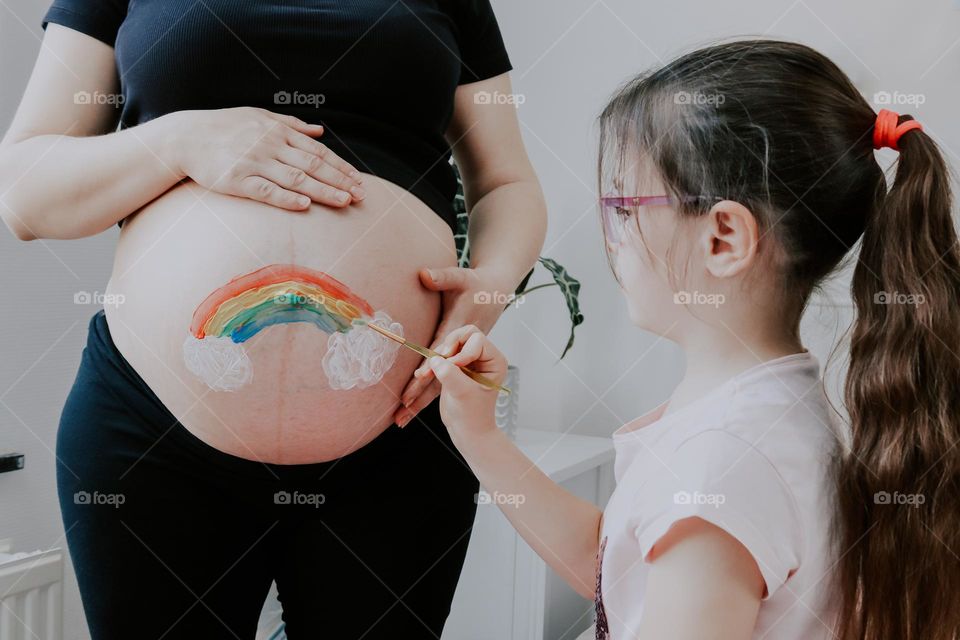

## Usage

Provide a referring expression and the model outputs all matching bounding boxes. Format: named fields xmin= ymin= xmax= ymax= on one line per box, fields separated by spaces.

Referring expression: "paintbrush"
xmin=355 ymin=319 xmax=511 ymax=394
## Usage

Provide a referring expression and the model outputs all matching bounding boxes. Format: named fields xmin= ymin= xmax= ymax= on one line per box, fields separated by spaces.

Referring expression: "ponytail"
xmin=836 ymin=115 xmax=960 ymax=640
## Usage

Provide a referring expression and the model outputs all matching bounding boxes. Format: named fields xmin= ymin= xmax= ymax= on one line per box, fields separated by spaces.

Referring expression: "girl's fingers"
xmin=286 ymin=130 xmax=363 ymax=183
xmin=237 ymin=175 xmax=311 ymax=211
xmin=413 ymin=363 xmax=435 ymax=381
xmin=277 ymin=146 xmax=365 ymax=200
xmin=406 ymin=325 xmax=485 ymax=404
xmin=410 ymin=325 xmax=458 ymax=377
xmin=260 ymin=160 xmax=353 ymax=207
xmin=412 ymin=326 xmax=474 ymax=380
xmin=445 ymin=332 xmax=485 ymax=368
xmin=438 ymin=324 xmax=483 ymax=355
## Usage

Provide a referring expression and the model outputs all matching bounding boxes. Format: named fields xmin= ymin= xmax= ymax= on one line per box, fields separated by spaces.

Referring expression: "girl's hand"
xmin=425 ymin=325 xmax=508 ymax=438
xmin=172 ymin=107 xmax=366 ymax=210
xmin=394 ymin=266 xmax=514 ymax=427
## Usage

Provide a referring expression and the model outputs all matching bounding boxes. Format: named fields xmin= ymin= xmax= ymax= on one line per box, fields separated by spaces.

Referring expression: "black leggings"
xmin=57 ymin=311 xmax=479 ymax=640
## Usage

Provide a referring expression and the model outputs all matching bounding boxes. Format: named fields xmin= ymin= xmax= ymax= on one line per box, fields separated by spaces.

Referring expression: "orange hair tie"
xmin=873 ymin=108 xmax=923 ymax=151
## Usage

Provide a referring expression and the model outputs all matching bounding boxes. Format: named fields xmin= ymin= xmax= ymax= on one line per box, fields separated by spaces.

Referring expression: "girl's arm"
xmin=453 ymin=426 xmax=602 ymax=599
xmin=427 ymin=325 xmax=600 ymax=599
xmin=429 ymin=326 xmax=766 ymax=638
xmin=1 ymin=25 xmax=362 ymax=241
xmin=637 ymin=518 xmax=763 ymax=639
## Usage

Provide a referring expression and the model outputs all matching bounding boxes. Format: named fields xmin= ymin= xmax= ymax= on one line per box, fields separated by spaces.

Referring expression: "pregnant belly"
xmin=104 ymin=177 xmax=456 ymax=464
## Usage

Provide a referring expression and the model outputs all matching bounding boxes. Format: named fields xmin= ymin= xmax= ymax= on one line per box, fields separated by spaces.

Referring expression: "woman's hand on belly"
xmin=170 ymin=107 xmax=366 ymax=211
xmin=393 ymin=265 xmax=515 ymax=427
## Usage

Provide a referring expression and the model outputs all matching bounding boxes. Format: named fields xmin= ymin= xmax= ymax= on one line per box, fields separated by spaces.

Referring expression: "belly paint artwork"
xmin=182 ymin=264 xmax=402 ymax=391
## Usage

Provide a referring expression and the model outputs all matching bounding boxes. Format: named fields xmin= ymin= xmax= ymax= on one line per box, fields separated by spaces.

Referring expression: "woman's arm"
xmin=426 ymin=325 xmax=601 ymax=599
xmin=446 ymin=72 xmax=547 ymax=292
xmin=0 ymin=25 xmax=183 ymax=240
xmin=0 ymin=25 xmax=362 ymax=241
xmin=395 ymin=72 xmax=547 ymax=424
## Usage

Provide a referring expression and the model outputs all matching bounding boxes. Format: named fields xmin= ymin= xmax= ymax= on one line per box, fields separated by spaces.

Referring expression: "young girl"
xmin=413 ymin=40 xmax=960 ymax=639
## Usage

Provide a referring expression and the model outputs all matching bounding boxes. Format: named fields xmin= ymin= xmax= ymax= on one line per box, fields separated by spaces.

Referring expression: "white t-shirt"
xmin=595 ymin=351 xmax=842 ymax=639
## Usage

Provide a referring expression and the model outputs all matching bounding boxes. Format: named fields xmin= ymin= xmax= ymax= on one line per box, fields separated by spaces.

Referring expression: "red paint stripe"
xmin=189 ymin=264 xmax=375 ymax=338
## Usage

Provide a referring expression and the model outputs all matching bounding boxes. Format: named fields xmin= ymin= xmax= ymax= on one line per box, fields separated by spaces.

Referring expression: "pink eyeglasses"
xmin=600 ymin=194 xmax=723 ymax=244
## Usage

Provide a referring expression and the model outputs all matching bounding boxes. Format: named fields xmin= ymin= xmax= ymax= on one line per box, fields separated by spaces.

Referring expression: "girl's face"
xmin=606 ymin=165 xmax=709 ymax=338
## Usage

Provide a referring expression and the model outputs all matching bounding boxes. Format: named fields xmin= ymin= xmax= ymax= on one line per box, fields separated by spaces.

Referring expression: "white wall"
xmin=1 ymin=1 xmax=958 ymax=639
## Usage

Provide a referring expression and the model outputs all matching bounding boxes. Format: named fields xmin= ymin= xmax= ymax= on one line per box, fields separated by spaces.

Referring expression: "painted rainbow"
xmin=189 ymin=264 xmax=374 ymax=342
xmin=182 ymin=264 xmax=402 ymax=392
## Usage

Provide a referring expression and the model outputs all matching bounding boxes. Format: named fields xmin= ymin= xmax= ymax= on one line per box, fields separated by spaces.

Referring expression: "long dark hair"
xmin=598 ymin=39 xmax=960 ymax=639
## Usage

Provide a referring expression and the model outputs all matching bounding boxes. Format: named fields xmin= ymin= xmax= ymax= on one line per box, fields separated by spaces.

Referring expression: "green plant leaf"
xmin=452 ymin=163 xmax=471 ymax=268
xmin=535 ymin=257 xmax=584 ymax=359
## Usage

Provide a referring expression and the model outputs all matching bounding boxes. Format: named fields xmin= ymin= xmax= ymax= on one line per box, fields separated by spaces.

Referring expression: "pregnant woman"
xmin=0 ymin=1 xmax=546 ymax=638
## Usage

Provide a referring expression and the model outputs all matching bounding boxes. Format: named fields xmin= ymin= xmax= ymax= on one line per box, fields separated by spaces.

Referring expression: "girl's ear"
xmin=701 ymin=200 xmax=759 ymax=279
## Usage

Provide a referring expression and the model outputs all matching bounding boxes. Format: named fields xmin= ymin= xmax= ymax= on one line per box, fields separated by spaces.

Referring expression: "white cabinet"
xmin=443 ymin=429 xmax=615 ymax=640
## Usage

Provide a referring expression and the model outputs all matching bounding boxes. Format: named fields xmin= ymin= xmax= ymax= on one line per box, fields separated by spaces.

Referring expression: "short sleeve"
xmin=631 ymin=430 xmax=804 ymax=600
xmin=451 ymin=0 xmax=513 ymax=85
xmin=41 ymin=0 xmax=128 ymax=48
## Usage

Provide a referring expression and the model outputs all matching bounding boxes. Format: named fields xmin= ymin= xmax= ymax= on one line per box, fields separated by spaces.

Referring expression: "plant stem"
xmin=517 ymin=283 xmax=556 ymax=296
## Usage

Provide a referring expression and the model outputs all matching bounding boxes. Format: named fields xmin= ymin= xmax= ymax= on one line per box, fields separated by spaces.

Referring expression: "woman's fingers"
xmin=286 ymin=130 xmax=363 ymax=183
xmin=237 ymin=176 xmax=311 ymax=211
xmin=396 ymin=379 xmax=440 ymax=428
xmin=259 ymin=160 xmax=354 ymax=207
xmin=259 ymin=110 xmax=327 ymax=138
xmin=276 ymin=147 xmax=365 ymax=202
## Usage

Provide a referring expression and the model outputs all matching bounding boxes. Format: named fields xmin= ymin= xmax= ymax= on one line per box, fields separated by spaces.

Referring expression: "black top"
xmin=41 ymin=0 xmax=513 ymax=233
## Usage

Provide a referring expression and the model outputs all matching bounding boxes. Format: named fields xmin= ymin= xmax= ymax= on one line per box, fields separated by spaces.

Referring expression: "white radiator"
xmin=0 ymin=549 xmax=63 ymax=640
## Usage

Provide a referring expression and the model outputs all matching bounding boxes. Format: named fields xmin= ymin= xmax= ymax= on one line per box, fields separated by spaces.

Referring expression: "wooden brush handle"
xmin=459 ymin=366 xmax=510 ymax=394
